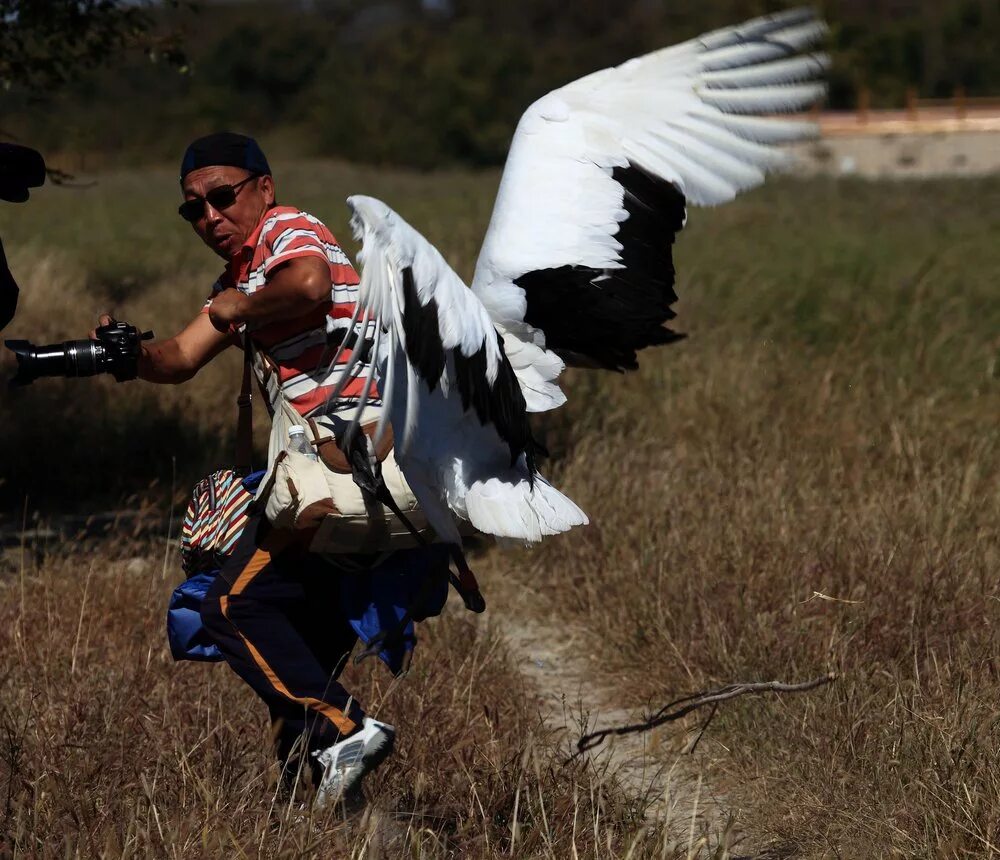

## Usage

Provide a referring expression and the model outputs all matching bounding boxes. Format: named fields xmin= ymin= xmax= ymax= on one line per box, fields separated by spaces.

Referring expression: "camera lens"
xmin=4 ymin=338 xmax=103 ymax=386
xmin=63 ymin=340 xmax=101 ymax=376
xmin=22 ymin=340 xmax=101 ymax=377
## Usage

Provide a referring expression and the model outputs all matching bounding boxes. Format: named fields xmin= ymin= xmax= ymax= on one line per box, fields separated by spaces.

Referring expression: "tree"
xmin=0 ymin=0 xmax=194 ymax=93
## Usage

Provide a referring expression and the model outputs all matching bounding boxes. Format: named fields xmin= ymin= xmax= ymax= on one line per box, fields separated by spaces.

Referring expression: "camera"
xmin=4 ymin=319 xmax=154 ymax=387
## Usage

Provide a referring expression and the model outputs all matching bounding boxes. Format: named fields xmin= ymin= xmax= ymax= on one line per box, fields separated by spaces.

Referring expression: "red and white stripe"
xmin=203 ymin=206 xmax=379 ymax=418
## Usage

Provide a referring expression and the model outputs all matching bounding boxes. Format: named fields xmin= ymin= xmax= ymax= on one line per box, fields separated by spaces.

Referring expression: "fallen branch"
xmin=575 ymin=672 xmax=837 ymax=756
xmin=45 ymin=166 xmax=96 ymax=190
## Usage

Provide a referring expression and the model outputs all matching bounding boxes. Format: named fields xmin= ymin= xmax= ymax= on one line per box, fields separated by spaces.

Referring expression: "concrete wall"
xmin=792 ymin=131 xmax=1000 ymax=180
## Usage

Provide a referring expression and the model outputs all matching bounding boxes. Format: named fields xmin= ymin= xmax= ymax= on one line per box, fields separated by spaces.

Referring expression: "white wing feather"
xmin=471 ymin=7 xmax=829 ymax=408
xmin=321 ymin=9 xmax=828 ymax=547
xmin=334 ymin=195 xmax=588 ymax=545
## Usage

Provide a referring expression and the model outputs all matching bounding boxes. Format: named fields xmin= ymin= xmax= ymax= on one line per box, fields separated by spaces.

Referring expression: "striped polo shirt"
xmin=204 ymin=206 xmax=379 ymax=418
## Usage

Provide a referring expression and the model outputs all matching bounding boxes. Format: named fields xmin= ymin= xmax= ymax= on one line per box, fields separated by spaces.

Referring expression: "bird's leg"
xmin=448 ymin=546 xmax=486 ymax=614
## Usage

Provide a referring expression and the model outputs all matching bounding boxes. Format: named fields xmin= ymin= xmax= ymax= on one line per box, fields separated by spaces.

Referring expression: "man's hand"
xmin=88 ymin=312 xmax=236 ymax=384
xmin=89 ymin=313 xmax=114 ymax=340
xmin=211 ymin=257 xmax=331 ymax=332
xmin=207 ymin=288 xmax=248 ymax=333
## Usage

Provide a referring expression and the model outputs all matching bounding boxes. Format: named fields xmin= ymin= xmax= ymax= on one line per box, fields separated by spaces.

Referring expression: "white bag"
xmin=261 ymin=448 xmax=335 ymax=531
xmin=252 ymin=347 xmax=433 ymax=553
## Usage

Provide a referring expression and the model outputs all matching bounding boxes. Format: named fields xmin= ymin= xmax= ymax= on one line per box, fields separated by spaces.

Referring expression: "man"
xmin=96 ymin=132 xmax=413 ymax=806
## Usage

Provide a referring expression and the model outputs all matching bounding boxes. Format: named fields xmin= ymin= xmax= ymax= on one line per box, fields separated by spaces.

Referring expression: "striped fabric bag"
xmin=169 ymin=468 xmax=264 ymax=662
xmin=180 ymin=469 xmax=257 ymax=576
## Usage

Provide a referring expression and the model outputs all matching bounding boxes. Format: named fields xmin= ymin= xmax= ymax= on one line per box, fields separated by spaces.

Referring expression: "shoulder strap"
xmin=235 ymin=341 xmax=254 ymax=475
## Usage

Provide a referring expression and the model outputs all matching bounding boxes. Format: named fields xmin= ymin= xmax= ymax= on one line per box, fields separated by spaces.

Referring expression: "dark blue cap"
xmin=180 ymin=132 xmax=270 ymax=181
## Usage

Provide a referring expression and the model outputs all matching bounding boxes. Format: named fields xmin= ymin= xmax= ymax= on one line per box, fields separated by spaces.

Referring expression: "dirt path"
xmin=482 ymin=573 xmax=740 ymax=856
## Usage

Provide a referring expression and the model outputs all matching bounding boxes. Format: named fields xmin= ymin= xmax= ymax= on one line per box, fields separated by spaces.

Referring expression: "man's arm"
xmin=92 ymin=311 xmax=237 ymax=384
xmin=207 ymin=256 xmax=331 ymax=332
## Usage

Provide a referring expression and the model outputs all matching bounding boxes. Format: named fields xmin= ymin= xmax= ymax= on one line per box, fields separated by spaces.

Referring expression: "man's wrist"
xmin=230 ymin=291 xmax=251 ymax=326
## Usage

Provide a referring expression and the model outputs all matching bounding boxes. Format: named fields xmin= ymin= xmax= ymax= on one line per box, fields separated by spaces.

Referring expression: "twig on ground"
xmin=687 ymin=701 xmax=718 ymax=755
xmin=574 ymin=673 xmax=838 ymax=757
xmin=45 ymin=166 xmax=96 ymax=189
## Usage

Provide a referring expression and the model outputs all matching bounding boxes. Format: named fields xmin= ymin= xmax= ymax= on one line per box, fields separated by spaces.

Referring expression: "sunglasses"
xmin=178 ymin=174 xmax=259 ymax=223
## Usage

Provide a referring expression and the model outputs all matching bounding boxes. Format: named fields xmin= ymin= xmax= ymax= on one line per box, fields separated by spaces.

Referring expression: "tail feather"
xmin=466 ymin=474 xmax=588 ymax=543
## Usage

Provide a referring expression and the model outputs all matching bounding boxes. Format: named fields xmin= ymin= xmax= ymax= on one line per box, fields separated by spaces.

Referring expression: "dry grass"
xmin=508 ymin=178 xmax=1000 ymax=855
xmin=1 ymin=544 xmax=689 ymax=857
xmin=1 ymin=164 xmax=998 ymax=856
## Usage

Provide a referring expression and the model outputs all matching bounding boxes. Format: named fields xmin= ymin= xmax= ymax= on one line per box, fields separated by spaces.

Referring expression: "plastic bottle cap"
xmin=288 ymin=425 xmax=305 ymax=436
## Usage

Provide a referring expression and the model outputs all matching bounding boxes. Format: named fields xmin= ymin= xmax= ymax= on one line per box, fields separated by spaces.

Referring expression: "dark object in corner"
xmin=0 ymin=239 xmax=17 ymax=332
xmin=0 ymin=143 xmax=46 ymax=203
xmin=0 ymin=143 xmax=47 ymax=329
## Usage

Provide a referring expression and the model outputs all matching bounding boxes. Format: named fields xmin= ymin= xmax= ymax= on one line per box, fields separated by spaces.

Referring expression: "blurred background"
xmin=3 ymin=0 xmax=1000 ymax=170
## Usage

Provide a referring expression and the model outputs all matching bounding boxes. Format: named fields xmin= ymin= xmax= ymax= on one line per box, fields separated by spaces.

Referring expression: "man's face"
xmin=181 ymin=166 xmax=275 ymax=260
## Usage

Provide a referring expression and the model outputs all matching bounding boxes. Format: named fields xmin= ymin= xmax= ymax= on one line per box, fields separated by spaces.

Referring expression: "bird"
xmin=320 ymin=8 xmax=829 ymax=547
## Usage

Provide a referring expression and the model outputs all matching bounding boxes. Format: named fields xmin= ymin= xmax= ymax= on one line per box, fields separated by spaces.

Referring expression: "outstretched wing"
xmin=323 ymin=195 xmax=587 ymax=544
xmin=471 ymin=7 xmax=829 ymax=400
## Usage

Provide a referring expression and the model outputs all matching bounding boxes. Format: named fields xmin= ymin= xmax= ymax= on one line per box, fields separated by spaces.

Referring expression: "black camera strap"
xmin=235 ymin=341 xmax=254 ymax=475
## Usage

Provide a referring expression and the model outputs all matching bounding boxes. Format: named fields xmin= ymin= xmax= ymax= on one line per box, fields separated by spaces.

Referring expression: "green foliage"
xmin=829 ymin=0 xmax=1000 ymax=103
xmin=0 ymin=0 xmax=194 ymax=93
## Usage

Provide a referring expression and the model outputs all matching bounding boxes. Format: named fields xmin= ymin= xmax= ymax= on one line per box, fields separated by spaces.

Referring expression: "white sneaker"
xmin=313 ymin=717 xmax=395 ymax=808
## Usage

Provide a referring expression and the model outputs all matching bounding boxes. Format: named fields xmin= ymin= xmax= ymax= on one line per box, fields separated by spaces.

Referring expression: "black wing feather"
xmin=453 ymin=331 xmax=538 ymax=476
xmin=515 ymin=162 xmax=687 ymax=372
xmin=401 ymin=265 xmax=539 ymax=478
xmin=402 ymin=266 xmax=446 ymax=391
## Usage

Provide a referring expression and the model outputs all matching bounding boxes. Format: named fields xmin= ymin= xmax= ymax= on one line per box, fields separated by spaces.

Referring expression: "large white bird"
xmin=324 ymin=8 xmax=829 ymax=546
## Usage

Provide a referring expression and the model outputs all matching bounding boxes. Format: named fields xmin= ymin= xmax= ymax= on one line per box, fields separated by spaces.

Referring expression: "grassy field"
xmin=0 ymin=164 xmax=998 ymax=856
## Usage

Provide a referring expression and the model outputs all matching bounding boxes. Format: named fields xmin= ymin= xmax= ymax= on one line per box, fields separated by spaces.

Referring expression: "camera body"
xmin=5 ymin=319 xmax=154 ymax=387
xmin=89 ymin=320 xmax=155 ymax=381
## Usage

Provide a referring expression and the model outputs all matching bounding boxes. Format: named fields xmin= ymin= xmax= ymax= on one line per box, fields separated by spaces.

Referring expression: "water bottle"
xmin=287 ymin=425 xmax=318 ymax=461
